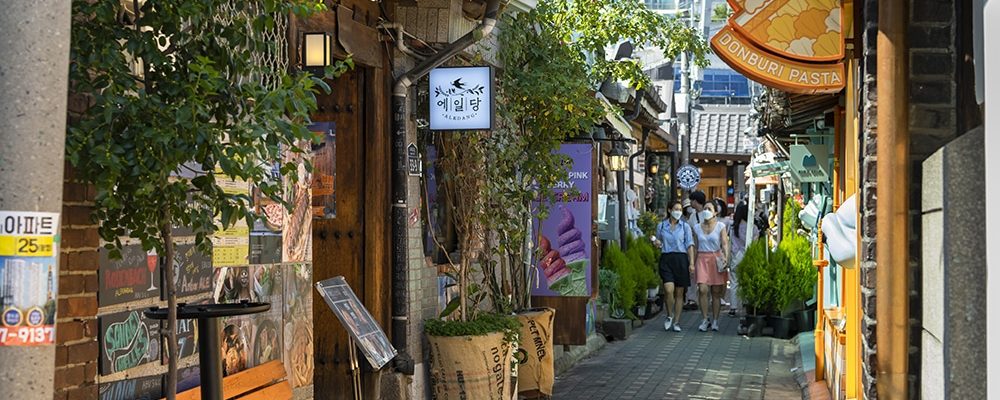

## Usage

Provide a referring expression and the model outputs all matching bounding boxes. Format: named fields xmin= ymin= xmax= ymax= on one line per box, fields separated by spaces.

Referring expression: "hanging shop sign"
xmin=710 ymin=0 xmax=845 ymax=95
xmin=428 ymin=66 xmax=494 ymax=131
xmin=750 ymin=160 xmax=790 ymax=177
xmin=675 ymin=164 xmax=701 ymax=190
xmin=533 ymin=144 xmax=593 ymax=297
xmin=0 ymin=211 xmax=59 ymax=346
xmin=789 ymin=144 xmax=831 ymax=183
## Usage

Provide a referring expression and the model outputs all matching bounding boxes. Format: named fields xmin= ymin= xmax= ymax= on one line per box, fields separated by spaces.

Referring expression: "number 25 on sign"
xmin=0 ymin=236 xmax=55 ymax=257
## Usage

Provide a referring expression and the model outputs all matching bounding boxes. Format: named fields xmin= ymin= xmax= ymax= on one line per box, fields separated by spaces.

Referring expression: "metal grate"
xmin=215 ymin=1 xmax=289 ymax=91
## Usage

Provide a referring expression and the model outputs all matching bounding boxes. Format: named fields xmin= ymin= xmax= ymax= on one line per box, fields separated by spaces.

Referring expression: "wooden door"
xmin=313 ymin=69 xmax=366 ymax=397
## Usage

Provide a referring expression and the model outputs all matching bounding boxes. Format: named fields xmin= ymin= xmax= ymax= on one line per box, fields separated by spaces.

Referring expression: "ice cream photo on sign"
xmin=538 ymin=207 xmax=589 ymax=296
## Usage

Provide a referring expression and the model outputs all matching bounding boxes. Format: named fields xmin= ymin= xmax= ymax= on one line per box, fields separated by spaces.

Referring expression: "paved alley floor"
xmin=552 ymin=310 xmax=802 ymax=400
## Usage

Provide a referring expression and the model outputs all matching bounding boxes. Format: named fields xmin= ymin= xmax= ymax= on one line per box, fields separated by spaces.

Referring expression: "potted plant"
xmin=780 ymin=232 xmax=817 ymax=333
xmin=735 ymin=239 xmax=773 ymax=336
xmin=425 ymin=131 xmax=521 ymax=399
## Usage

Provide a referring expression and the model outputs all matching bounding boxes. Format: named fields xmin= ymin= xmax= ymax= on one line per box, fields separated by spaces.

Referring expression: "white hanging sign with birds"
xmin=428 ymin=66 xmax=494 ymax=131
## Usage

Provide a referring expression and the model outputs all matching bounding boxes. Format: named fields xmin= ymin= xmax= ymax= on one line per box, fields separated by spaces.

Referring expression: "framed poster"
xmin=315 ymin=276 xmax=397 ymax=369
xmin=0 ymin=211 xmax=59 ymax=346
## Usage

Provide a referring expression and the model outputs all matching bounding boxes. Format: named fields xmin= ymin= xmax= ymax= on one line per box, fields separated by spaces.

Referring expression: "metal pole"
xmin=876 ymin=0 xmax=910 ymax=396
xmin=0 ymin=2 xmax=70 ymax=399
xmin=617 ymin=170 xmax=628 ymax=250
xmin=197 ymin=318 xmax=223 ymax=400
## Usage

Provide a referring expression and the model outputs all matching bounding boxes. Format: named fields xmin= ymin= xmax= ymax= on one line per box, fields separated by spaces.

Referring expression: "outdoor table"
xmin=144 ymin=301 xmax=271 ymax=400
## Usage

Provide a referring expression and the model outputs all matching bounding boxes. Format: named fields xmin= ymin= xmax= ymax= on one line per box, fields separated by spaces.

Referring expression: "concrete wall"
xmin=920 ymin=128 xmax=985 ymax=399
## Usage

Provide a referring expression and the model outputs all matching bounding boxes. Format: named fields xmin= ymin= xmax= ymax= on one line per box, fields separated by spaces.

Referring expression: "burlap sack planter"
xmin=427 ymin=331 xmax=515 ymax=400
xmin=515 ymin=307 xmax=555 ymax=397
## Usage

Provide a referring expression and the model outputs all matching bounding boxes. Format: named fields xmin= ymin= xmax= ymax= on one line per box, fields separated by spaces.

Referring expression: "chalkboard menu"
xmin=315 ymin=277 xmax=396 ymax=369
xmin=99 ymin=243 xmax=160 ymax=307
xmin=98 ymin=309 xmax=161 ymax=375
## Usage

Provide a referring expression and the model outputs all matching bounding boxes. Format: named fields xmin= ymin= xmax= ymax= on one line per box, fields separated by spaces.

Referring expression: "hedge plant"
xmin=601 ymin=244 xmax=638 ymax=319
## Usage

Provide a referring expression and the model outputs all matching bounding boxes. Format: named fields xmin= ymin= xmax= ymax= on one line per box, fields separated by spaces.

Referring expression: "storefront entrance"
xmin=312 ymin=66 xmax=392 ymax=397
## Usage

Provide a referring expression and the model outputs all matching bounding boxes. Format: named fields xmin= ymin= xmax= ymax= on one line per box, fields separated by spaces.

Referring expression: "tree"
xmin=66 ymin=1 xmax=350 ymax=398
xmin=477 ymin=0 xmax=711 ymax=313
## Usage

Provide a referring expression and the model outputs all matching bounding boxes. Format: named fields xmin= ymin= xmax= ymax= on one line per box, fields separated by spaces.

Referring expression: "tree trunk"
xmin=161 ymin=213 xmax=178 ymax=400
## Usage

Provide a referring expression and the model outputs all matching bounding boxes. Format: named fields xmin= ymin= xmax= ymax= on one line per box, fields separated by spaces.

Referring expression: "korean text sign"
xmin=428 ymin=66 xmax=494 ymax=131
xmin=0 ymin=211 xmax=59 ymax=346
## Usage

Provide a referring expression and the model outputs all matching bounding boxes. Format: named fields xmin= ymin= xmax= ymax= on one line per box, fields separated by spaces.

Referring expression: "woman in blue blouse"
xmin=654 ymin=201 xmax=696 ymax=332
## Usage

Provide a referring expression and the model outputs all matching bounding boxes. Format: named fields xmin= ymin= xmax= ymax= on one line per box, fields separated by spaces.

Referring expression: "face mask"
xmin=701 ymin=210 xmax=716 ymax=220
xmin=670 ymin=210 xmax=683 ymax=220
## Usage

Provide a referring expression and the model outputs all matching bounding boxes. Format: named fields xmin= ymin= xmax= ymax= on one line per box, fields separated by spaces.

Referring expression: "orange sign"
xmin=726 ymin=0 xmax=843 ymax=62
xmin=711 ymin=26 xmax=844 ymax=94
xmin=712 ymin=0 xmax=845 ymax=94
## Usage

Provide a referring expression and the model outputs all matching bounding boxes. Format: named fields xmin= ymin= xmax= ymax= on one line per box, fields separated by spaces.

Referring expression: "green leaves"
xmin=67 ymin=0 xmax=349 ymax=255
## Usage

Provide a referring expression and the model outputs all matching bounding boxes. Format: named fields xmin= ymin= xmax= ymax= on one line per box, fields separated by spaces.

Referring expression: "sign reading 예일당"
xmin=711 ymin=0 xmax=845 ymax=94
xmin=428 ymin=66 xmax=494 ymax=131
xmin=316 ymin=276 xmax=397 ymax=369
xmin=0 ymin=211 xmax=59 ymax=346
xmin=533 ymin=144 xmax=593 ymax=297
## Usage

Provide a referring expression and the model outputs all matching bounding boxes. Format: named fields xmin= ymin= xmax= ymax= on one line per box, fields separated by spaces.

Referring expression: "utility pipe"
xmin=875 ymin=0 xmax=910 ymax=397
xmin=379 ymin=23 xmax=426 ymax=61
xmin=389 ymin=0 xmax=501 ymax=375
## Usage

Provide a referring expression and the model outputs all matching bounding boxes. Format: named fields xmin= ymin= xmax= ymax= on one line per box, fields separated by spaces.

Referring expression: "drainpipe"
xmin=389 ymin=0 xmax=501 ymax=375
xmin=875 ymin=0 xmax=909 ymax=398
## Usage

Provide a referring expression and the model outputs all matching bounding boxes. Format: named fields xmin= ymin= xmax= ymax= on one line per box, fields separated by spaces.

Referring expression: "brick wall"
xmin=858 ymin=0 xmax=962 ymax=397
xmin=54 ymin=166 xmax=100 ymax=400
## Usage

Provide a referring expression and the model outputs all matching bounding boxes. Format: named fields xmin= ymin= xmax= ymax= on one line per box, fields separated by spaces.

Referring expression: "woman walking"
xmin=694 ymin=201 xmax=731 ymax=332
xmin=654 ymin=202 xmax=695 ymax=332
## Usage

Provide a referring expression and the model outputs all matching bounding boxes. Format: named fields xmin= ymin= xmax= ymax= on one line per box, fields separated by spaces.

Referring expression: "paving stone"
xmin=553 ymin=310 xmax=800 ymax=399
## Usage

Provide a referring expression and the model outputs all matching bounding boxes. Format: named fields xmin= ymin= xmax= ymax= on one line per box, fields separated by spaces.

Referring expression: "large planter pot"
xmin=747 ymin=314 xmax=767 ymax=337
xmin=428 ymin=331 xmax=515 ymax=400
xmin=516 ymin=308 xmax=555 ymax=398
xmin=793 ymin=309 xmax=816 ymax=333
xmin=768 ymin=316 xmax=794 ymax=339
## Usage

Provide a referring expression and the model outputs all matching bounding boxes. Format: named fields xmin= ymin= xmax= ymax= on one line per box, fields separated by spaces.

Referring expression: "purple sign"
xmin=533 ymin=144 xmax=592 ymax=297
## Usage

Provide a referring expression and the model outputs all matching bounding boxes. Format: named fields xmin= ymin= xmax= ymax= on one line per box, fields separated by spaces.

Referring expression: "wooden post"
xmin=875 ymin=0 xmax=910 ymax=397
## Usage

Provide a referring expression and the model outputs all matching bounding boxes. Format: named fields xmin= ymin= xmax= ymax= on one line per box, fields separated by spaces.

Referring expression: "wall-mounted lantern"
xmin=607 ymin=142 xmax=629 ymax=172
xmin=302 ymin=32 xmax=332 ymax=70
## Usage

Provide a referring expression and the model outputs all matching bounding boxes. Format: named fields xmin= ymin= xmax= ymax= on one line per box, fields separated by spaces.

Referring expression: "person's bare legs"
xmin=663 ymin=282 xmax=675 ymax=319
xmin=674 ymin=287 xmax=685 ymax=325
xmin=698 ymin=283 xmax=710 ymax=320
xmin=711 ymin=285 xmax=726 ymax=321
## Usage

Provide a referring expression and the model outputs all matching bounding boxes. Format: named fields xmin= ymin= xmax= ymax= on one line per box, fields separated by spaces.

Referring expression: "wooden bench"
xmin=171 ymin=360 xmax=293 ymax=400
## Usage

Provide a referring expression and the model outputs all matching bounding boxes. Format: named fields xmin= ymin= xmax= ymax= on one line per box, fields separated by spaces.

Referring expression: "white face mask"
xmin=670 ymin=210 xmax=683 ymax=220
xmin=701 ymin=210 xmax=716 ymax=220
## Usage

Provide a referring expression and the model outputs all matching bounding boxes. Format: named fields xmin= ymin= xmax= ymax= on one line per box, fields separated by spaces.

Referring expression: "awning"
xmin=598 ymin=92 xmax=636 ymax=140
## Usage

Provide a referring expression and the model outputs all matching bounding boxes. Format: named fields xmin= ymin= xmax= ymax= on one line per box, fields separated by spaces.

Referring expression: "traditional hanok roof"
xmin=690 ymin=104 xmax=755 ymax=160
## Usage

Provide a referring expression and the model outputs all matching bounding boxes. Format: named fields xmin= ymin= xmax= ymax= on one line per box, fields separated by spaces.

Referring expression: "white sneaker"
xmin=698 ymin=318 xmax=710 ymax=332
xmin=672 ymin=324 xmax=682 ymax=332
xmin=663 ymin=316 xmax=673 ymax=331
xmin=711 ymin=320 xmax=719 ymax=331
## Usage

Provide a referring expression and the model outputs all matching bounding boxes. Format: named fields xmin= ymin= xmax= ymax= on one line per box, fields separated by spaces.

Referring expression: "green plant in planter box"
xmin=602 ymin=244 xmax=638 ymax=319
xmin=735 ymin=239 xmax=775 ymax=314
xmin=425 ymin=313 xmax=522 ymax=344
xmin=783 ymin=197 xmax=804 ymax=239
xmin=779 ymin=233 xmax=815 ymax=307
xmin=638 ymin=211 xmax=660 ymax=238
xmin=767 ymin=247 xmax=797 ymax=313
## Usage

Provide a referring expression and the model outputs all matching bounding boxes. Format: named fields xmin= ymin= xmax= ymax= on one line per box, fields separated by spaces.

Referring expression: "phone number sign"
xmin=0 ymin=211 xmax=60 ymax=346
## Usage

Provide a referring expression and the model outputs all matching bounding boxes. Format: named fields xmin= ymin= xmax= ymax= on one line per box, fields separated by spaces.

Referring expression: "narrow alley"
xmin=554 ymin=311 xmax=804 ymax=400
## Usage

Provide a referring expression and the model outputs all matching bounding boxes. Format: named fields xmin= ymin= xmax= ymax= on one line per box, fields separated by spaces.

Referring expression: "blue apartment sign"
xmin=428 ymin=66 xmax=494 ymax=131
xmin=676 ymin=164 xmax=701 ymax=190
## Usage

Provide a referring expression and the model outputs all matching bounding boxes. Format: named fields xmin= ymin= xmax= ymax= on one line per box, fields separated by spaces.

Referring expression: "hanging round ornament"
xmin=676 ymin=164 xmax=701 ymax=190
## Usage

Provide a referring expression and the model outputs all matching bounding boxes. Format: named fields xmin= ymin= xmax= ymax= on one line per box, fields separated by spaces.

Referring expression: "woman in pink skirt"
xmin=693 ymin=201 xmax=731 ymax=332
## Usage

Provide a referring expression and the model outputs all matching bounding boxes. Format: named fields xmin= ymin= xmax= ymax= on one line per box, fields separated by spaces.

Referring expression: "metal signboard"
xmin=315 ymin=276 xmax=397 ymax=369
xmin=676 ymin=164 xmax=701 ymax=190
xmin=789 ymin=144 xmax=831 ymax=183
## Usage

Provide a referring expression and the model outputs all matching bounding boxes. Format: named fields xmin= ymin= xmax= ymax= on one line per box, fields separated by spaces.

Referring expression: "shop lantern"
xmin=607 ymin=142 xmax=629 ymax=172
xmin=302 ymin=32 xmax=332 ymax=70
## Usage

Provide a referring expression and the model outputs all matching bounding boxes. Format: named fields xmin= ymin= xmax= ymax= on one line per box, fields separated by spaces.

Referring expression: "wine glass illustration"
xmin=146 ymin=250 xmax=158 ymax=291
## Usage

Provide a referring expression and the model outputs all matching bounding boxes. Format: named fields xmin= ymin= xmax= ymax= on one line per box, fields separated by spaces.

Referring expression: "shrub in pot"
xmin=425 ymin=313 xmax=522 ymax=399
xmin=735 ymin=239 xmax=772 ymax=336
xmin=779 ymin=233 xmax=817 ymax=333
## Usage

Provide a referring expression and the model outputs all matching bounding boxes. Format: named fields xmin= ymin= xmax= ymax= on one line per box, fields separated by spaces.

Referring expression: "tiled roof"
xmin=690 ymin=105 xmax=754 ymax=156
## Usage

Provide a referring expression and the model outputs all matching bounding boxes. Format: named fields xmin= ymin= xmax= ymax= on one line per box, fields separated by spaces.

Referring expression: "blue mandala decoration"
xmin=676 ymin=164 xmax=701 ymax=190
